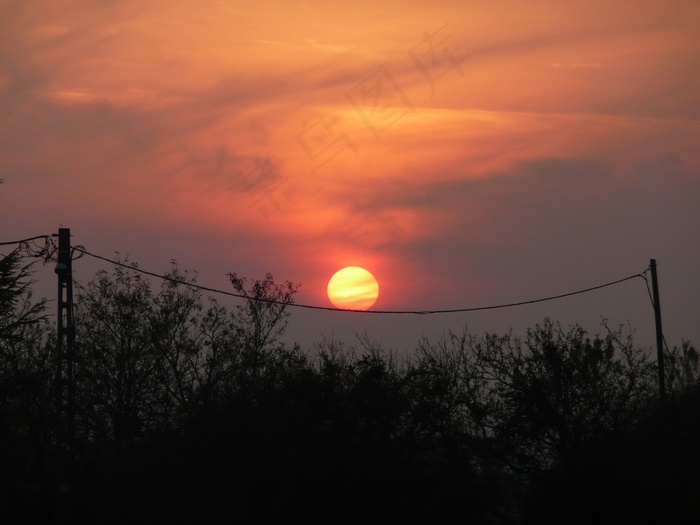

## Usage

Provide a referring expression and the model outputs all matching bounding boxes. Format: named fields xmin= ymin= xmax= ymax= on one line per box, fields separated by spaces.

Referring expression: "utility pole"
xmin=650 ymin=259 xmax=666 ymax=403
xmin=54 ymin=227 xmax=75 ymax=523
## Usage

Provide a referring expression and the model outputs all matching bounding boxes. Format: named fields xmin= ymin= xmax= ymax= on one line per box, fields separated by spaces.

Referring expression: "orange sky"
xmin=2 ymin=0 xmax=699 ymax=350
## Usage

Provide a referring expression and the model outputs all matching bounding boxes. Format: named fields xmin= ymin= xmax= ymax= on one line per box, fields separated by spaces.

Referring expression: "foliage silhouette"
xmin=520 ymin=385 xmax=700 ymax=525
xmin=1 ymin=251 xmax=698 ymax=524
xmin=0 ymin=250 xmax=53 ymax=523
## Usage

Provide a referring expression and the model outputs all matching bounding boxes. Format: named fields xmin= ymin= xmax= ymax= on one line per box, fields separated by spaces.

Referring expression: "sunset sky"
xmin=2 ymin=0 xmax=699 ymax=352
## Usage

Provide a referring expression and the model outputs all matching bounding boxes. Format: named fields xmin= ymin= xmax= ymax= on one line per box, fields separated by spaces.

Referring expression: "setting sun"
xmin=327 ymin=267 xmax=379 ymax=310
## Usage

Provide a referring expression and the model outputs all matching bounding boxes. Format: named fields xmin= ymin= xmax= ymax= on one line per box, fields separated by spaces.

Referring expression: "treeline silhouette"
xmin=1 ymin=250 xmax=699 ymax=524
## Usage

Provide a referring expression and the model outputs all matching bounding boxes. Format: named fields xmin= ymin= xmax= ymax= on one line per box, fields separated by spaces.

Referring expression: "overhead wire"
xmin=0 ymin=235 xmax=52 ymax=246
xmin=0 ymin=234 xmax=57 ymax=262
xmin=640 ymin=269 xmax=671 ymax=352
xmin=640 ymin=272 xmax=656 ymax=311
xmin=0 ymin=235 xmax=652 ymax=316
xmin=72 ymin=245 xmax=649 ymax=315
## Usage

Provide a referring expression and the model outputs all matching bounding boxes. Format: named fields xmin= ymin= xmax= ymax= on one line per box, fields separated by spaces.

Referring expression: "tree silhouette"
xmin=74 ymin=259 xmax=163 ymax=448
xmin=664 ymin=340 xmax=700 ymax=399
xmin=411 ymin=319 xmax=664 ymax=521
xmin=227 ymin=271 xmax=299 ymax=353
xmin=0 ymin=250 xmax=54 ymax=523
xmin=3 ymin=250 xmax=699 ymax=524
xmin=0 ymin=249 xmax=48 ymax=341
xmin=520 ymin=385 xmax=700 ymax=525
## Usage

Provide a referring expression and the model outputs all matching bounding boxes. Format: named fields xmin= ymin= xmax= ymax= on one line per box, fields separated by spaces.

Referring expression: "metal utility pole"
xmin=54 ymin=227 xmax=75 ymax=523
xmin=650 ymin=259 xmax=666 ymax=403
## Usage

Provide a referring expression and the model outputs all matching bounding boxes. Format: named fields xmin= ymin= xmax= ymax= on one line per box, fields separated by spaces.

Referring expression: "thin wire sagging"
xmin=73 ymin=245 xmax=648 ymax=315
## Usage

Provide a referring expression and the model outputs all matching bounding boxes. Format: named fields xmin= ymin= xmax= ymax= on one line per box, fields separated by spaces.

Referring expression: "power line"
xmin=73 ymin=245 xmax=648 ymax=315
xmin=639 ymin=272 xmax=672 ymax=352
xmin=0 ymin=235 xmax=52 ymax=246
xmin=0 ymin=234 xmax=57 ymax=261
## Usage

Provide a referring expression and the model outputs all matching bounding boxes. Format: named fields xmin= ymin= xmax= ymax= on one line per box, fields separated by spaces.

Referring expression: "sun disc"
xmin=327 ymin=266 xmax=379 ymax=310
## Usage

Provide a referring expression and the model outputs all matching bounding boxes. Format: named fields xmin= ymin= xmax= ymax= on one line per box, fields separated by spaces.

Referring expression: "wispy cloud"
xmin=1 ymin=0 xmax=699 ymax=346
